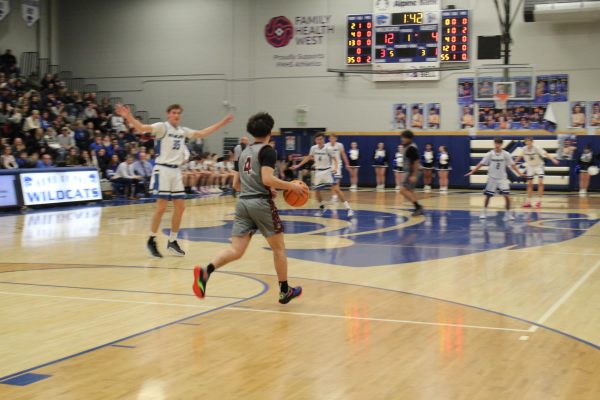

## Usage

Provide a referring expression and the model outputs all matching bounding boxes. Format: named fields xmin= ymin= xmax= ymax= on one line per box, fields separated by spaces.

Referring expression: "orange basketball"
xmin=284 ymin=180 xmax=309 ymax=207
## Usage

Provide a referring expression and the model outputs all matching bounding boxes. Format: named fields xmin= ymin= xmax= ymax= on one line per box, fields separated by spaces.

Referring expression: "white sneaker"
xmin=479 ymin=210 xmax=487 ymax=219
xmin=347 ymin=209 xmax=355 ymax=217
xmin=376 ymin=185 xmax=384 ymax=192
xmin=314 ymin=208 xmax=326 ymax=217
xmin=424 ymin=185 xmax=431 ymax=192
xmin=350 ymin=185 xmax=357 ymax=192
xmin=331 ymin=195 xmax=339 ymax=203
xmin=395 ymin=186 xmax=401 ymax=192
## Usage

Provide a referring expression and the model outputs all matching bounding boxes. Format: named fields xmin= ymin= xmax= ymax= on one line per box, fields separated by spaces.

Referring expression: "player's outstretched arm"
xmin=192 ymin=114 xmax=234 ymax=139
xmin=232 ymin=171 xmax=240 ymax=192
xmin=115 ymin=104 xmax=153 ymax=134
xmin=291 ymin=155 xmax=313 ymax=170
xmin=511 ymin=164 xmax=526 ymax=177
xmin=465 ymin=162 xmax=483 ymax=176
xmin=262 ymin=167 xmax=307 ymax=195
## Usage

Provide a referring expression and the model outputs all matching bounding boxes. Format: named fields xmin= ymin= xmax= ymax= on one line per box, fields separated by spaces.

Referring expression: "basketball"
xmin=284 ymin=180 xmax=309 ymax=207
xmin=588 ymin=166 xmax=599 ymax=176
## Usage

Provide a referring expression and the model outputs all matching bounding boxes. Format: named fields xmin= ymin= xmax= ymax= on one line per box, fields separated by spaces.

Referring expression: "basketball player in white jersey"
xmin=465 ymin=138 xmax=525 ymax=220
xmin=116 ymin=104 xmax=233 ymax=258
xmin=513 ymin=137 xmax=559 ymax=208
xmin=293 ymin=132 xmax=354 ymax=217
xmin=325 ymin=134 xmax=350 ymax=202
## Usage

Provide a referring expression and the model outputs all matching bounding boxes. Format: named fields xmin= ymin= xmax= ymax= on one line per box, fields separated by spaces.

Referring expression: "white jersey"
xmin=325 ymin=142 xmax=345 ymax=169
xmin=152 ymin=122 xmax=195 ymax=166
xmin=481 ymin=150 xmax=514 ymax=180
xmin=394 ymin=151 xmax=404 ymax=169
xmin=310 ymin=145 xmax=335 ymax=170
xmin=514 ymin=145 xmax=547 ymax=167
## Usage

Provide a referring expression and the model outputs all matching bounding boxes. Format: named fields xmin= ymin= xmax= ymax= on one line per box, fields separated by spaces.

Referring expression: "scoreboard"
xmin=441 ymin=10 xmax=470 ymax=62
xmin=345 ymin=9 xmax=471 ymax=69
xmin=374 ymin=19 xmax=439 ymax=63
xmin=346 ymin=14 xmax=373 ymax=65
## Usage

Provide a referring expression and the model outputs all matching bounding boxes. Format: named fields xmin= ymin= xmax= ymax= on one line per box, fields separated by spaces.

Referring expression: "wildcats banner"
xmin=0 ymin=0 xmax=10 ymax=21
xmin=21 ymin=0 xmax=38 ymax=27
xmin=20 ymin=170 xmax=102 ymax=206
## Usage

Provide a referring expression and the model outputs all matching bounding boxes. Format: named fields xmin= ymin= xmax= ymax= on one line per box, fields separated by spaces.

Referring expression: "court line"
xmin=0 ymin=280 xmax=245 ymax=300
xmin=0 ymin=290 xmax=219 ymax=309
xmin=2 ymin=264 xmax=599 ymax=350
xmin=243 ymin=270 xmax=600 ymax=350
xmin=0 ymin=288 xmax=528 ymax=333
xmin=528 ymin=259 xmax=600 ymax=333
xmin=222 ymin=307 xmax=530 ymax=333
xmin=0 ymin=271 xmax=270 ymax=383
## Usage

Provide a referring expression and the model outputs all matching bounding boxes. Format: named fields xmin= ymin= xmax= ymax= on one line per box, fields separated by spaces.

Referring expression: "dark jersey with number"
xmin=238 ymin=143 xmax=277 ymax=198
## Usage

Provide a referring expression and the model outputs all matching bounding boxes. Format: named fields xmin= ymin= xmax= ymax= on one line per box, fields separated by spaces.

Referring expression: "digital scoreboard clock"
xmin=374 ymin=26 xmax=439 ymax=63
xmin=346 ymin=14 xmax=373 ymax=65
xmin=440 ymin=10 xmax=470 ymax=62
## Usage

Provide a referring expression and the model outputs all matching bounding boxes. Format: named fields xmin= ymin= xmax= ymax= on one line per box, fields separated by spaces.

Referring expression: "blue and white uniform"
xmin=481 ymin=150 xmax=514 ymax=196
xmin=149 ymin=122 xmax=195 ymax=199
xmin=514 ymin=145 xmax=548 ymax=179
xmin=310 ymin=144 xmax=335 ymax=190
xmin=325 ymin=142 xmax=345 ymax=181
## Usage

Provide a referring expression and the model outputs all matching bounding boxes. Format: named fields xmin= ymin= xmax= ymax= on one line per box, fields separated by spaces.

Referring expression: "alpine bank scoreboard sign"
xmin=20 ymin=169 xmax=102 ymax=206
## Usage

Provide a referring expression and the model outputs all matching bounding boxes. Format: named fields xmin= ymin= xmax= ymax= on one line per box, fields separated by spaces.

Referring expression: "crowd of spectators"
xmin=0 ymin=49 xmax=202 ymax=197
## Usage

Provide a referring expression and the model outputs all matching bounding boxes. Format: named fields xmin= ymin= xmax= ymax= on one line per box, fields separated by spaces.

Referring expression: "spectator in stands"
xmin=80 ymin=150 xmax=96 ymax=168
xmin=65 ymin=147 xmax=82 ymax=166
xmin=111 ymin=138 xmax=126 ymax=160
xmin=89 ymin=136 xmax=104 ymax=154
xmin=57 ymin=127 xmax=75 ymax=153
xmin=36 ymin=153 xmax=54 ymax=168
xmin=23 ymin=109 xmax=41 ymax=132
xmin=11 ymin=137 xmax=27 ymax=157
xmin=111 ymin=155 xmax=142 ymax=199
xmin=7 ymin=105 xmax=23 ymax=133
xmin=40 ymin=110 xmax=53 ymax=129
xmin=1 ymin=50 xmax=18 ymax=75
xmin=83 ymin=102 xmax=98 ymax=125
xmin=15 ymin=151 xmax=28 ymax=168
xmin=40 ymin=73 xmax=56 ymax=90
xmin=100 ymin=97 xmax=113 ymax=114
xmin=105 ymin=154 xmax=120 ymax=179
xmin=134 ymin=152 xmax=153 ymax=195
xmin=1 ymin=145 xmax=18 ymax=168
xmin=95 ymin=148 xmax=110 ymax=174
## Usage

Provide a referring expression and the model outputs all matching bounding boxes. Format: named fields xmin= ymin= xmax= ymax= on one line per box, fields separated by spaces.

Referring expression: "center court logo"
xmin=265 ymin=16 xmax=294 ymax=48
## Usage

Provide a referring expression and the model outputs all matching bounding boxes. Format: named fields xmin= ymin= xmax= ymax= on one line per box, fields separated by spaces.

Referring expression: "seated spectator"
xmin=57 ymin=127 xmax=75 ymax=160
xmin=40 ymin=73 xmax=56 ymax=90
xmin=16 ymin=151 xmax=28 ymax=168
xmin=44 ymin=127 xmax=62 ymax=157
xmin=40 ymin=110 xmax=53 ymax=129
xmin=111 ymin=155 xmax=142 ymax=199
xmin=1 ymin=145 xmax=18 ymax=168
xmin=80 ymin=150 xmax=96 ymax=168
xmin=36 ymin=153 xmax=55 ymax=168
xmin=82 ymin=102 xmax=98 ymax=125
xmin=133 ymin=152 xmax=153 ymax=195
xmin=95 ymin=148 xmax=110 ymax=177
xmin=11 ymin=137 xmax=27 ymax=157
xmin=105 ymin=155 xmax=120 ymax=179
xmin=111 ymin=139 xmax=126 ymax=160
xmin=23 ymin=109 xmax=41 ymax=132
xmin=110 ymin=114 xmax=127 ymax=133
xmin=89 ymin=136 xmax=104 ymax=154
xmin=65 ymin=147 xmax=82 ymax=166
xmin=99 ymin=97 xmax=113 ymax=114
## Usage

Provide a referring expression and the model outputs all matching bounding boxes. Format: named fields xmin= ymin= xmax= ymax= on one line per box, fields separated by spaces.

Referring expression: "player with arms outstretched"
xmin=293 ymin=132 xmax=354 ymax=217
xmin=116 ymin=103 xmax=233 ymax=258
xmin=513 ymin=137 xmax=559 ymax=208
xmin=465 ymin=137 xmax=525 ymax=220
xmin=192 ymin=112 xmax=307 ymax=304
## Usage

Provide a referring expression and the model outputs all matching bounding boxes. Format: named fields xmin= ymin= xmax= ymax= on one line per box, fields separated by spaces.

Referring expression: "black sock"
xmin=413 ymin=201 xmax=421 ymax=208
xmin=206 ymin=263 xmax=215 ymax=275
xmin=279 ymin=281 xmax=289 ymax=293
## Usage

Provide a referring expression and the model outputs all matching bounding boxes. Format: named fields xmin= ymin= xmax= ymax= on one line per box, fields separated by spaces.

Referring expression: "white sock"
xmin=344 ymin=201 xmax=350 ymax=209
xmin=149 ymin=231 xmax=157 ymax=238
xmin=169 ymin=231 xmax=178 ymax=242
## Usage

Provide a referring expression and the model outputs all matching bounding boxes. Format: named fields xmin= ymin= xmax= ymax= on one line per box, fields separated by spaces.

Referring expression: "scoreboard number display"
xmin=347 ymin=14 xmax=373 ymax=65
xmin=441 ymin=10 xmax=470 ymax=62
xmin=344 ymin=8 xmax=471 ymax=72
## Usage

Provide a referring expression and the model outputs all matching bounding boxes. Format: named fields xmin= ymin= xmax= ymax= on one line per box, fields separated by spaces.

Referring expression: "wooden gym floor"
xmin=0 ymin=190 xmax=599 ymax=399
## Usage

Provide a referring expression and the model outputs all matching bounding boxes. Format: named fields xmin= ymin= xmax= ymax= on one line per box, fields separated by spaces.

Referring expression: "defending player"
xmin=292 ymin=132 xmax=354 ymax=217
xmin=325 ymin=134 xmax=351 ymax=202
xmin=513 ymin=137 xmax=559 ymax=208
xmin=465 ymin=138 xmax=525 ymax=220
xmin=192 ymin=112 xmax=307 ymax=304
xmin=116 ymin=104 xmax=233 ymax=258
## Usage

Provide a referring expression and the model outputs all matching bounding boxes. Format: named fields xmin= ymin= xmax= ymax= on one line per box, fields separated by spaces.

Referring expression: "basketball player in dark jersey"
xmin=400 ymin=130 xmax=424 ymax=216
xmin=192 ymin=112 xmax=307 ymax=304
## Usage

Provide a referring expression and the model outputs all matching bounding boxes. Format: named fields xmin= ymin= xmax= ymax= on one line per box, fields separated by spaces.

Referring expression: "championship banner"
xmin=0 ymin=0 xmax=10 ymax=21
xmin=21 ymin=0 xmax=38 ymax=27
